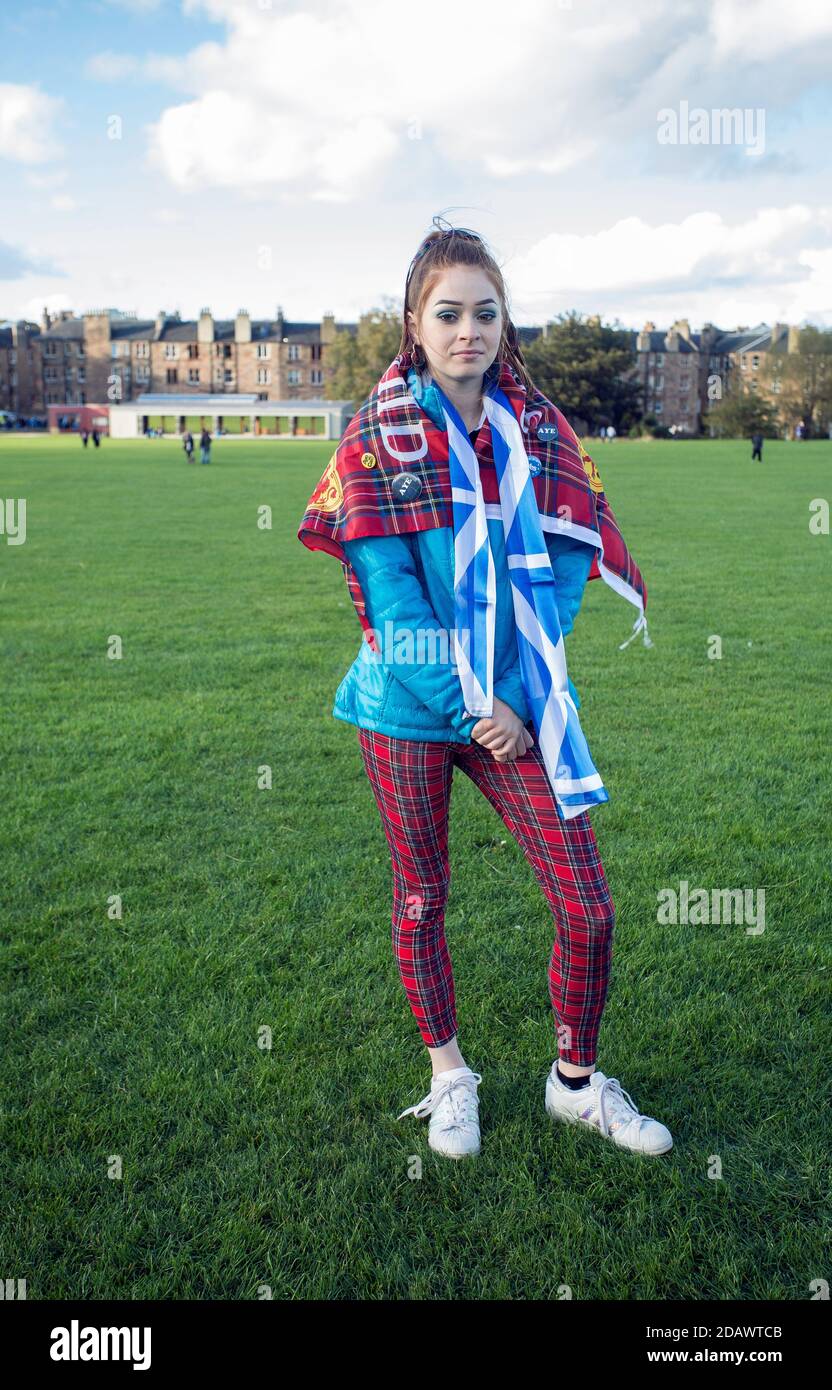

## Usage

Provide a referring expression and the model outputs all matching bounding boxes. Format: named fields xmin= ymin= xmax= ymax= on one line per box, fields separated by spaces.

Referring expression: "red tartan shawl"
xmin=297 ymin=349 xmax=647 ymax=653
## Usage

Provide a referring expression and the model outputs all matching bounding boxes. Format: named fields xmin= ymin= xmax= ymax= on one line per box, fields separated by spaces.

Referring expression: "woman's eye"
xmin=437 ymin=312 xmax=496 ymax=322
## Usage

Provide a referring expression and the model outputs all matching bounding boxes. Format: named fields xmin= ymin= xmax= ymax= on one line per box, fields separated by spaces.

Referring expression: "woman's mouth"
xmin=454 ymin=351 xmax=482 ymax=359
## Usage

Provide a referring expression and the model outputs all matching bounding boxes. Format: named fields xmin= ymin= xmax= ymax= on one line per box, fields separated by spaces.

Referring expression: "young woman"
xmin=297 ymin=221 xmax=671 ymax=1161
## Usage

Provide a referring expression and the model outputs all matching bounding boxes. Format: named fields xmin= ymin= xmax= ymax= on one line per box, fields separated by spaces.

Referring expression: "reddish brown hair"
xmin=398 ymin=216 xmax=536 ymax=395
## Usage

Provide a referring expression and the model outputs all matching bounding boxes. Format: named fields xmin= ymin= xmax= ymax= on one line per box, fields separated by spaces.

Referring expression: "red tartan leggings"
xmin=356 ymin=727 xmax=615 ymax=1066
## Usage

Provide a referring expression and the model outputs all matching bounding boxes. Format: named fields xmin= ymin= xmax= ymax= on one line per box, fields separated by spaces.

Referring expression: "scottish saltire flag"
xmin=432 ymin=377 xmax=609 ymax=821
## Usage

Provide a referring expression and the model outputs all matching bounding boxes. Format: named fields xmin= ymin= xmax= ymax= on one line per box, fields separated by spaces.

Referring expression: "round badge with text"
xmin=390 ymin=472 xmax=423 ymax=502
xmin=527 ymin=455 xmax=542 ymax=477
xmin=537 ymin=422 xmax=559 ymax=442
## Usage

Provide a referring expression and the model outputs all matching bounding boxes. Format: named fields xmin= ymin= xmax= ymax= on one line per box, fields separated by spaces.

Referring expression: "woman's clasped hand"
xmin=469 ymin=696 xmax=535 ymax=763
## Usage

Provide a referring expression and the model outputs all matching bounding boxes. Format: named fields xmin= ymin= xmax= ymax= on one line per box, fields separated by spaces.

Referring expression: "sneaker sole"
xmin=428 ymin=1138 xmax=481 ymax=1159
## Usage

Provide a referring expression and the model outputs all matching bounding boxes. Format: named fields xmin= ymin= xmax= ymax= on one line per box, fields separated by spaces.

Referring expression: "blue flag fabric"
xmin=433 ymin=375 xmax=610 ymax=821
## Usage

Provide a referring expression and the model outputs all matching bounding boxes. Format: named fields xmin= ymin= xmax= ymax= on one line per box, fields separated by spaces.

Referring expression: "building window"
xmin=224 ymin=368 xmax=233 ymax=383
xmin=164 ymin=344 xmax=178 ymax=359
xmin=166 ymin=367 xmax=178 ymax=384
xmin=77 ymin=369 xmax=85 ymax=383
xmin=656 ymin=376 xmax=664 ymax=391
xmin=287 ymin=369 xmax=301 ymax=385
xmin=136 ymin=364 xmax=149 ymax=382
xmin=44 ymin=341 xmax=57 ymax=357
xmin=311 ymin=344 xmax=322 ymax=361
xmin=256 ymin=343 xmax=270 ymax=359
xmin=188 ymin=368 xmax=200 ymax=383
xmin=310 ymin=369 xmax=322 ymax=385
xmin=751 ymin=354 xmax=759 ymax=369
xmin=288 ymin=344 xmax=300 ymax=361
xmin=77 ymin=343 xmax=85 ymax=357
xmin=654 ymin=401 xmax=663 ymax=413
xmin=187 ymin=343 xmax=199 ymax=359
xmin=655 ymin=353 xmax=664 ymax=366
xmin=136 ymin=342 xmax=149 ymax=358
xmin=256 ymin=368 xmax=270 ymax=385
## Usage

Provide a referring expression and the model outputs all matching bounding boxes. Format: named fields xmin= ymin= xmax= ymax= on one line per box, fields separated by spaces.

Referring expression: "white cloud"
xmin=0 ymin=82 xmax=64 ymax=163
xmin=709 ymin=0 xmax=832 ymax=62
xmin=18 ymin=292 xmax=74 ymax=321
xmin=136 ymin=0 xmax=832 ymax=200
xmin=85 ymin=51 xmax=140 ymax=81
xmin=508 ymin=206 xmax=832 ymax=326
xmin=146 ymin=88 xmax=396 ymax=195
xmin=25 ymin=168 xmax=69 ymax=189
xmin=143 ymin=0 xmax=676 ymax=195
xmin=50 ymin=193 xmax=80 ymax=212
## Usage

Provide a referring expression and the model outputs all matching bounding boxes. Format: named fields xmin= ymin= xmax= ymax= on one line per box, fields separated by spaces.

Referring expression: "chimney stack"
xmin=197 ymin=307 xmax=215 ymax=344
xmin=636 ymin=321 xmax=655 ymax=353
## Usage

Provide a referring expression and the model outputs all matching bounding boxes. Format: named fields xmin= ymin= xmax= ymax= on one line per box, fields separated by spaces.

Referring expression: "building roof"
xmin=36 ymin=319 xmax=85 ymax=340
xmin=626 ymin=329 xmax=697 ymax=354
xmin=114 ymin=393 xmax=354 ymax=410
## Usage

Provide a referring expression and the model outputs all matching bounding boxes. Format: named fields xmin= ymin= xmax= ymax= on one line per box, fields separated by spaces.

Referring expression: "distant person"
xmin=751 ymin=432 xmax=763 ymax=462
xmin=92 ymin=429 xmax=101 ymax=448
xmin=607 ymin=425 xmax=616 ymax=442
xmin=200 ymin=427 xmax=212 ymax=465
xmin=81 ymin=429 xmax=89 ymax=448
xmin=183 ymin=430 xmax=195 ymax=463
xmin=795 ymin=420 xmax=805 ymax=441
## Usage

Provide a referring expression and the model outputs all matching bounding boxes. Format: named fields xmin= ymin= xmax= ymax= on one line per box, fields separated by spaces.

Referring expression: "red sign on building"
xmin=48 ymin=404 xmax=110 ymax=434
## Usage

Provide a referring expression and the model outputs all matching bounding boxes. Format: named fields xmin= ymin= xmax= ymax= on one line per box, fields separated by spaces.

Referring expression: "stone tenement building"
xmin=628 ymin=318 xmax=801 ymax=433
xmin=0 ymin=306 xmax=337 ymax=416
xmin=0 ymin=305 xmax=802 ymax=430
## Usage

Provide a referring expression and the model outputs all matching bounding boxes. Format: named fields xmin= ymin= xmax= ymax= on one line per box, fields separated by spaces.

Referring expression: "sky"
xmin=1 ymin=0 xmax=832 ymax=333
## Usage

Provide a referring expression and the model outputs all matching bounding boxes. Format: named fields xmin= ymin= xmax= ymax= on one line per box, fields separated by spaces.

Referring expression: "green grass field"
xmin=1 ymin=433 xmax=829 ymax=1300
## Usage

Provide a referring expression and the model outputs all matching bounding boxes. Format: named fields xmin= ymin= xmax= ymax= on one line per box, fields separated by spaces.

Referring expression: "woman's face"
xmin=408 ymin=264 xmax=503 ymax=387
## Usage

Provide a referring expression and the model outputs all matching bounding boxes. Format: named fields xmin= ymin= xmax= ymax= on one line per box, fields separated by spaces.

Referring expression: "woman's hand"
xmin=470 ymin=697 xmax=536 ymax=763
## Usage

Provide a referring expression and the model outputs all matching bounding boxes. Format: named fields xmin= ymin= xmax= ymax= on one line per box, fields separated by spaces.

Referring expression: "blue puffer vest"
xmin=332 ymin=368 xmax=594 ymax=743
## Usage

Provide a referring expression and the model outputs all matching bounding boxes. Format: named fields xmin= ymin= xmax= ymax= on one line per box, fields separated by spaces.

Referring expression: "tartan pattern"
xmin=296 ymin=349 xmax=648 ymax=653
xmin=357 ymin=727 xmax=615 ymax=1064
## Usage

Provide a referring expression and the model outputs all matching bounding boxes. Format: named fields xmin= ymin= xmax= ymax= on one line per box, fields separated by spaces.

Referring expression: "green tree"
xmin=523 ymin=311 xmax=642 ymax=432
xmin=324 ymin=299 xmax=403 ymax=405
xmin=704 ymin=379 xmax=779 ymax=438
xmin=770 ymin=326 xmax=832 ymax=438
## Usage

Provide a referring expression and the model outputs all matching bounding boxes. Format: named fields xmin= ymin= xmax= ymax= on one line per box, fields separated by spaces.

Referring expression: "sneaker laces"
xmin=396 ymin=1071 xmax=483 ymax=1126
xmin=597 ymin=1075 xmax=650 ymax=1137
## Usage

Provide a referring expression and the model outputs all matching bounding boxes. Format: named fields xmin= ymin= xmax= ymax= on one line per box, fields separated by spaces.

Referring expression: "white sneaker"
xmin=545 ymin=1065 xmax=673 ymax=1156
xmin=396 ymin=1066 xmax=483 ymax=1159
